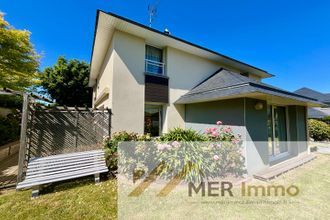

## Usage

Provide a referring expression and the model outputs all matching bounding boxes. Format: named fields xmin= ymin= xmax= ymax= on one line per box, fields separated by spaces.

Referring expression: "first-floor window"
xmin=144 ymin=105 xmax=162 ymax=136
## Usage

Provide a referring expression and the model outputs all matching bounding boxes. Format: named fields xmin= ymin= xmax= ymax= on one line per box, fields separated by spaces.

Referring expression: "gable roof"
xmin=89 ymin=10 xmax=273 ymax=86
xmin=294 ymin=87 xmax=330 ymax=105
xmin=175 ymin=69 xmax=321 ymax=105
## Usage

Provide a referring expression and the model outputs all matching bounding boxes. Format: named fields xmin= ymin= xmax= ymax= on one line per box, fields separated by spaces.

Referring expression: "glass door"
xmin=268 ymin=105 xmax=288 ymax=158
xmin=144 ymin=105 xmax=162 ymax=136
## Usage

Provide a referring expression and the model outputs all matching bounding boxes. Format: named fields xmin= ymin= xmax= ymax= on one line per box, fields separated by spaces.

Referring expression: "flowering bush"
xmin=104 ymin=131 xmax=152 ymax=171
xmin=158 ymin=127 xmax=207 ymax=141
xmin=106 ymin=121 xmax=246 ymax=182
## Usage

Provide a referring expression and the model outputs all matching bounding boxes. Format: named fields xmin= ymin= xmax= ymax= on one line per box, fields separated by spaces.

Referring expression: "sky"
xmin=1 ymin=0 xmax=330 ymax=93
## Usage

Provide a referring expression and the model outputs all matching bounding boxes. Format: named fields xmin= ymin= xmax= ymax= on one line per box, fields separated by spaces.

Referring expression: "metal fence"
xmin=17 ymin=94 xmax=111 ymax=182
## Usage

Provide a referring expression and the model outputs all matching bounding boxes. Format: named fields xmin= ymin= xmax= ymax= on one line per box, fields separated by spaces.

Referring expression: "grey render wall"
xmin=184 ymin=98 xmax=309 ymax=174
xmin=185 ymin=98 xmax=269 ymax=175
xmin=244 ymin=98 xmax=268 ymax=141
xmin=185 ymin=98 xmax=245 ymax=126
xmin=244 ymin=98 xmax=269 ymax=172
xmin=288 ymin=105 xmax=308 ymax=156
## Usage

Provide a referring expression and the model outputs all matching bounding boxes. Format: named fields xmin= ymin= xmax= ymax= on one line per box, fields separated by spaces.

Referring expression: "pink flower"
xmin=224 ymin=127 xmax=232 ymax=133
xmin=213 ymin=155 xmax=219 ymax=161
xmin=157 ymin=144 xmax=165 ymax=151
xmin=211 ymin=127 xmax=217 ymax=132
xmin=165 ymin=144 xmax=172 ymax=150
xmin=231 ymin=138 xmax=239 ymax=144
xmin=211 ymin=131 xmax=218 ymax=137
xmin=216 ymin=121 xmax=222 ymax=125
xmin=171 ymin=141 xmax=181 ymax=148
xmin=205 ymin=128 xmax=211 ymax=134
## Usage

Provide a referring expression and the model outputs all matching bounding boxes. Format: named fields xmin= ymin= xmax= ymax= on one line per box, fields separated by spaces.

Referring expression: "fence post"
xmin=17 ymin=93 xmax=29 ymax=184
xmin=74 ymin=111 xmax=79 ymax=150
xmin=107 ymin=108 xmax=112 ymax=137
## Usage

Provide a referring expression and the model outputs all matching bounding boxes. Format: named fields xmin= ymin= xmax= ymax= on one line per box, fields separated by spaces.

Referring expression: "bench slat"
xmin=29 ymin=150 xmax=104 ymax=162
xmin=28 ymin=157 xmax=105 ymax=169
xmin=26 ymin=161 xmax=106 ymax=178
xmin=19 ymin=166 xmax=108 ymax=184
xmin=29 ymin=152 xmax=104 ymax=165
xmin=16 ymin=150 xmax=109 ymax=191
xmin=17 ymin=168 xmax=108 ymax=189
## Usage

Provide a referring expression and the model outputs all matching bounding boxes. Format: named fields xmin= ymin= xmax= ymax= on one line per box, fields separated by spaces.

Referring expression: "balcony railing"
xmin=145 ymin=59 xmax=165 ymax=75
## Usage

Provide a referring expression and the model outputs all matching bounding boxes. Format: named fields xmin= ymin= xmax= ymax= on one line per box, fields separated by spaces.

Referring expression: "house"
xmin=89 ymin=10 xmax=321 ymax=175
xmin=294 ymin=87 xmax=330 ymax=119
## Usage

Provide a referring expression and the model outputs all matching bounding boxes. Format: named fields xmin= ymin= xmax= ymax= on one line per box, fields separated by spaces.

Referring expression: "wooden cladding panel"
xmin=145 ymin=74 xmax=169 ymax=103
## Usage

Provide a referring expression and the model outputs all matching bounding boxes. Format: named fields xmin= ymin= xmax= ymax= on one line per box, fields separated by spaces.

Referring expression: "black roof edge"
xmin=89 ymin=9 xmax=101 ymax=84
xmin=90 ymin=10 xmax=273 ymax=77
xmin=249 ymin=83 xmax=319 ymax=102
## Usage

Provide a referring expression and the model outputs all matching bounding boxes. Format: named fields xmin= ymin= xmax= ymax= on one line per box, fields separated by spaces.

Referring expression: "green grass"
xmin=1 ymin=154 xmax=330 ymax=219
xmin=0 ymin=179 xmax=117 ymax=220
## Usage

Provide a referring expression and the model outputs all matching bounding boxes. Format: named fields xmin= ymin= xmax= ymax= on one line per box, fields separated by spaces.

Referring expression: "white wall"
xmin=111 ymin=31 xmax=145 ymax=134
xmin=93 ymin=31 xmax=264 ymax=135
xmin=93 ymin=37 xmax=115 ymax=109
xmin=164 ymin=47 xmax=221 ymax=132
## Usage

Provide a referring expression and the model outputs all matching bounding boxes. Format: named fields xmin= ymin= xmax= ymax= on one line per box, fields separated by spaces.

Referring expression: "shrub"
xmin=156 ymin=122 xmax=245 ymax=182
xmin=0 ymin=94 xmax=23 ymax=109
xmin=321 ymin=116 xmax=330 ymax=125
xmin=0 ymin=113 xmax=21 ymax=146
xmin=308 ymin=119 xmax=330 ymax=141
xmin=107 ymin=121 xmax=246 ymax=182
xmin=158 ymin=127 xmax=207 ymax=141
xmin=104 ymin=131 xmax=152 ymax=171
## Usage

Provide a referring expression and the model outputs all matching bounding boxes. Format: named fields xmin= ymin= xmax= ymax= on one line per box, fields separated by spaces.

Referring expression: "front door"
xmin=268 ymin=105 xmax=288 ymax=159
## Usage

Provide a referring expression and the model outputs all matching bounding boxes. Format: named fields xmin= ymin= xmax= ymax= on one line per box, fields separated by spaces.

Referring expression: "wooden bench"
xmin=16 ymin=150 xmax=108 ymax=198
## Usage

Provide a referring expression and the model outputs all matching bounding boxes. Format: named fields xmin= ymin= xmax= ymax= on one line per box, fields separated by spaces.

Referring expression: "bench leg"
xmin=31 ymin=186 xmax=39 ymax=199
xmin=94 ymin=173 xmax=100 ymax=184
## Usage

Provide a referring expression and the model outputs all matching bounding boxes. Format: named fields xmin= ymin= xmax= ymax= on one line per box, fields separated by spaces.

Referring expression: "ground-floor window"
xmin=267 ymin=105 xmax=288 ymax=158
xmin=144 ymin=104 xmax=162 ymax=136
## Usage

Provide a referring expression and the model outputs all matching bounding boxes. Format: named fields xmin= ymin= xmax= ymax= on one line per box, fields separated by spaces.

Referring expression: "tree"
xmin=0 ymin=13 xmax=39 ymax=91
xmin=39 ymin=57 xmax=92 ymax=107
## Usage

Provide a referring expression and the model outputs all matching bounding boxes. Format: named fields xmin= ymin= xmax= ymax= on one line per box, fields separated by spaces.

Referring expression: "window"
xmin=267 ymin=105 xmax=288 ymax=158
xmin=145 ymin=45 xmax=165 ymax=75
xmin=144 ymin=105 xmax=162 ymax=136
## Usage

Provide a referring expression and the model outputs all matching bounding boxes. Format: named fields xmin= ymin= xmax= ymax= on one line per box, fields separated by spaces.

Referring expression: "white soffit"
xmin=89 ymin=11 xmax=272 ymax=86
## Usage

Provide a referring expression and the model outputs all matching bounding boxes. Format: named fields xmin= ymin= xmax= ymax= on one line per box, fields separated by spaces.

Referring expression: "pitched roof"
xmin=294 ymin=87 xmax=330 ymax=105
xmin=175 ymin=69 xmax=320 ymax=105
xmin=89 ymin=10 xmax=273 ymax=86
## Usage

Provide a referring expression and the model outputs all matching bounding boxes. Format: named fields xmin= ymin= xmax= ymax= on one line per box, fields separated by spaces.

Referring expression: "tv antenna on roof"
xmin=148 ymin=0 xmax=160 ymax=27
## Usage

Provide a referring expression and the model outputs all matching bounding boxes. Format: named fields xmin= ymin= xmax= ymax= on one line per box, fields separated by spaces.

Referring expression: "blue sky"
xmin=1 ymin=0 xmax=330 ymax=93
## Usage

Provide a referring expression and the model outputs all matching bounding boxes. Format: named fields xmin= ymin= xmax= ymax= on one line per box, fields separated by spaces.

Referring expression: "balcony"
xmin=145 ymin=59 xmax=165 ymax=75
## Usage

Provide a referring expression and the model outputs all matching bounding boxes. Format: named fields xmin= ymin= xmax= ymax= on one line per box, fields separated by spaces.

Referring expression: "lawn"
xmin=0 ymin=178 xmax=117 ymax=220
xmin=0 ymin=154 xmax=330 ymax=219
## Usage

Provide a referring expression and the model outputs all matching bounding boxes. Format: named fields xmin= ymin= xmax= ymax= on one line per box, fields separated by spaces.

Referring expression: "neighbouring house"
xmin=89 ymin=10 xmax=321 ymax=175
xmin=294 ymin=87 xmax=330 ymax=119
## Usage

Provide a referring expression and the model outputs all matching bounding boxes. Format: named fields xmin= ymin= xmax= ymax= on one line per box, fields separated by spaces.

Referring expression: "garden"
xmin=104 ymin=121 xmax=246 ymax=183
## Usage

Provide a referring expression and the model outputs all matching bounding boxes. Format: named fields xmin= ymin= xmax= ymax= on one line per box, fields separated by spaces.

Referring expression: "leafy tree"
xmin=39 ymin=57 xmax=92 ymax=107
xmin=0 ymin=13 xmax=39 ymax=90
